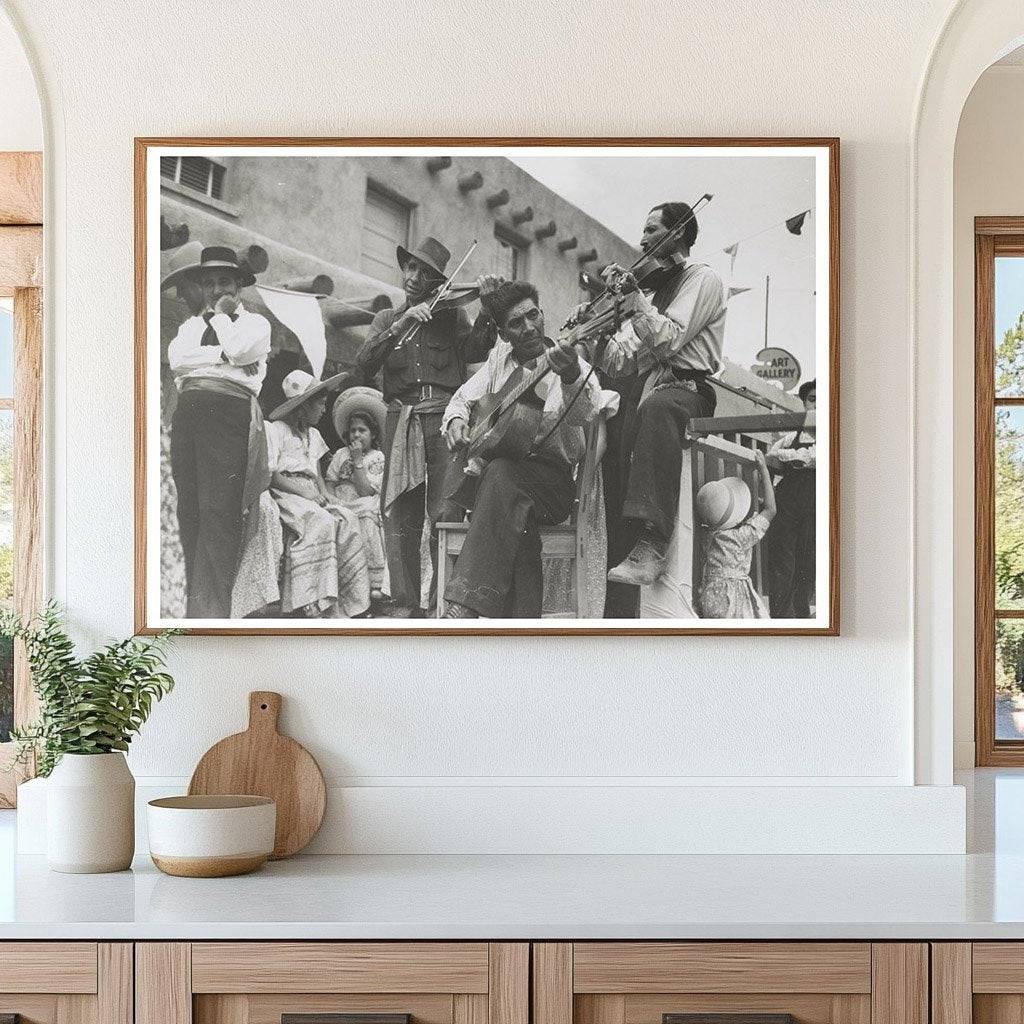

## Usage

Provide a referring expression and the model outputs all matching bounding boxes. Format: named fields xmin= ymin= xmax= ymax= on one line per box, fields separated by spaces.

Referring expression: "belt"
xmin=180 ymin=376 xmax=258 ymax=402
xmin=671 ymin=367 xmax=711 ymax=383
xmin=397 ymin=383 xmax=453 ymax=403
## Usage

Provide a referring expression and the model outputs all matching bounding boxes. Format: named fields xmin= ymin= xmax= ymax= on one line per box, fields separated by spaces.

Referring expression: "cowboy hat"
xmin=695 ymin=475 xmax=752 ymax=531
xmin=332 ymin=386 xmax=387 ymax=442
xmin=396 ymin=236 xmax=450 ymax=279
xmin=161 ymin=245 xmax=256 ymax=292
xmin=268 ymin=369 xmax=352 ymax=422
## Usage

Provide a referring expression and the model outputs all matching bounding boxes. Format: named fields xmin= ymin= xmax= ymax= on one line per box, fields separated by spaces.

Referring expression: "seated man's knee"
xmin=480 ymin=457 xmax=518 ymax=487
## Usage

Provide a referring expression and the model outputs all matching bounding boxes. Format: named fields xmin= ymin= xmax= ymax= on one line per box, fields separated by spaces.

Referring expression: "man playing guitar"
xmin=440 ymin=280 xmax=608 ymax=619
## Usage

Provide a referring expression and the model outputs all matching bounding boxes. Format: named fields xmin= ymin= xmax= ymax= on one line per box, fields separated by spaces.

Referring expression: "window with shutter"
xmin=159 ymin=156 xmax=226 ymax=200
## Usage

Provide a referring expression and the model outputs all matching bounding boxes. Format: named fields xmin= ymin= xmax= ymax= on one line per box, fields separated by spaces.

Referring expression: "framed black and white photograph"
xmin=135 ymin=138 xmax=838 ymax=635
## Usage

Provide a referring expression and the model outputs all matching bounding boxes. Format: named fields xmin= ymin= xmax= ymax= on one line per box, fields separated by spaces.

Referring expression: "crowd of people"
xmin=162 ymin=201 xmax=817 ymax=621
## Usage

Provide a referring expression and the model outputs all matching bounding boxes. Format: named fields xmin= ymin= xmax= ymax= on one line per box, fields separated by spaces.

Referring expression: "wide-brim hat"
xmin=332 ymin=385 xmax=387 ymax=441
xmin=268 ymin=369 xmax=353 ymax=422
xmin=396 ymin=236 xmax=450 ymax=279
xmin=695 ymin=475 xmax=752 ymax=531
xmin=161 ymin=244 xmax=256 ymax=292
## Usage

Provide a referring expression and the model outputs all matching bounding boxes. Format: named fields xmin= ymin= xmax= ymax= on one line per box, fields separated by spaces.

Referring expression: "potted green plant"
xmin=2 ymin=603 xmax=177 ymax=873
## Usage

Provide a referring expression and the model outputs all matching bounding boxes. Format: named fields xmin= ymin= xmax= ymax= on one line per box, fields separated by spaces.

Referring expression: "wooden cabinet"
xmin=0 ymin=938 xmax=937 ymax=1024
xmin=931 ymin=943 xmax=1024 ymax=1024
xmin=0 ymin=942 xmax=132 ymax=1024
xmin=533 ymin=943 xmax=928 ymax=1024
xmin=136 ymin=943 xmax=528 ymax=1024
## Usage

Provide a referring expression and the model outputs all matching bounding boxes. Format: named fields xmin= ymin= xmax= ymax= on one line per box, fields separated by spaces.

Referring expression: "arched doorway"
xmin=914 ymin=0 xmax=1024 ymax=784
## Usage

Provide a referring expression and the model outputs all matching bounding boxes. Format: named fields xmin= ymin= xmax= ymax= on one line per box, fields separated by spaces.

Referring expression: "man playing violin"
xmin=357 ymin=236 xmax=497 ymax=615
xmin=440 ymin=280 xmax=609 ymax=619
xmin=590 ymin=202 xmax=726 ymax=595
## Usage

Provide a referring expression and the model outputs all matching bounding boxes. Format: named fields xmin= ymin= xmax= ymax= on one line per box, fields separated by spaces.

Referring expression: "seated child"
xmin=326 ymin=388 xmax=389 ymax=602
xmin=266 ymin=370 xmax=370 ymax=618
xmin=695 ymin=449 xmax=776 ymax=619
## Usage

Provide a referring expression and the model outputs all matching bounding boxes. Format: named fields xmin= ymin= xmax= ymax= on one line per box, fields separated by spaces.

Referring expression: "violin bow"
xmin=394 ymin=239 xmax=478 ymax=351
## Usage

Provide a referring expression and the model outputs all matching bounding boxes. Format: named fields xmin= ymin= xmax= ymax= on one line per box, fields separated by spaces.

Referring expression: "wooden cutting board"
xmin=188 ymin=691 xmax=326 ymax=859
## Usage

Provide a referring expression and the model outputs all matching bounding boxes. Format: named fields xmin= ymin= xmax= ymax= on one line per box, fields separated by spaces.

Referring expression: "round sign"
xmin=752 ymin=347 xmax=802 ymax=391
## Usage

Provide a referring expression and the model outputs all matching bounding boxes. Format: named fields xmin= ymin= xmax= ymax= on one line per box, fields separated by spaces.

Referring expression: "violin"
xmin=393 ymin=241 xmax=480 ymax=351
xmin=563 ymin=192 xmax=714 ymax=340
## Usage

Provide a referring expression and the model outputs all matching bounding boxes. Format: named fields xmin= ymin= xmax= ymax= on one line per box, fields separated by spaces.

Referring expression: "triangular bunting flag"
xmin=257 ymin=285 xmax=327 ymax=380
xmin=728 ymin=285 xmax=752 ymax=299
xmin=786 ymin=211 xmax=809 ymax=235
xmin=723 ymin=242 xmax=740 ymax=257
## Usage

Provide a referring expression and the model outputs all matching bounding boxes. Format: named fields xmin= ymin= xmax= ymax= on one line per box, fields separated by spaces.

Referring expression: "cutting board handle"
xmin=248 ymin=691 xmax=282 ymax=734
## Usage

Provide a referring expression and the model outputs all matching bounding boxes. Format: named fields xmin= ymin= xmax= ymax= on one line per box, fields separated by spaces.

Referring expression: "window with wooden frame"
xmin=0 ymin=151 xmax=43 ymax=806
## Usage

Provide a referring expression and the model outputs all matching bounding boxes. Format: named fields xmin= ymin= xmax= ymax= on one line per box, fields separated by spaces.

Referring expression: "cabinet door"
xmin=935 ymin=943 xmax=1024 ymax=1024
xmin=137 ymin=942 xmax=528 ymax=1024
xmin=534 ymin=943 xmax=927 ymax=1024
xmin=0 ymin=942 xmax=132 ymax=1024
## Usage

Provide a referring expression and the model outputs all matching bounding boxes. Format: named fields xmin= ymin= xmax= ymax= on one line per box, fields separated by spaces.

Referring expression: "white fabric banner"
xmin=257 ymin=285 xmax=327 ymax=380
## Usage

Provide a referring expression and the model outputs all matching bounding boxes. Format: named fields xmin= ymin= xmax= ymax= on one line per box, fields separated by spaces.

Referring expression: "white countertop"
xmin=1 ymin=769 xmax=1021 ymax=941
xmin=1 ymin=849 xmax=1023 ymax=940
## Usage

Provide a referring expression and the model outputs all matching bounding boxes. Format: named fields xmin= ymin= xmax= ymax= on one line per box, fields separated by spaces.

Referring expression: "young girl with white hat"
xmin=694 ymin=450 xmax=776 ymax=619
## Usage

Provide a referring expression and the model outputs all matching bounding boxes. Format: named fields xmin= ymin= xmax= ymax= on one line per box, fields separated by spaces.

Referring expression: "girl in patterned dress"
xmin=695 ymin=450 xmax=776 ymax=619
xmin=266 ymin=371 xmax=370 ymax=618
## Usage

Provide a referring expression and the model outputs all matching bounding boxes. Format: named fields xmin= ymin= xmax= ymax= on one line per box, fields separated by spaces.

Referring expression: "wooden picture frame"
xmin=136 ymin=137 xmax=839 ymax=636
xmin=0 ymin=151 xmax=43 ymax=806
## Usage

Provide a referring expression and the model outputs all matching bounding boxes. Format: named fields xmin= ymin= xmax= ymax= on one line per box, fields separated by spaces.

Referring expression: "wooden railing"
xmin=686 ymin=412 xmax=814 ymax=598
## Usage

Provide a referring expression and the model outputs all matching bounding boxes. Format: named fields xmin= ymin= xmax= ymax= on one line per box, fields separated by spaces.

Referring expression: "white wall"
xmin=0 ymin=0 xmax=975 ymax=851
xmin=0 ymin=8 xmax=39 ymax=151
xmin=952 ymin=65 xmax=1024 ymax=768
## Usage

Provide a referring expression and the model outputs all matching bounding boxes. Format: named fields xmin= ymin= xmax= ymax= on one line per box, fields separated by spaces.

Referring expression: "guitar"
xmin=446 ymin=299 xmax=635 ymax=499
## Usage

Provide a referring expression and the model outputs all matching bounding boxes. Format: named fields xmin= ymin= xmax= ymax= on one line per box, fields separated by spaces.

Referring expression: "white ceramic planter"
xmin=46 ymin=752 xmax=135 ymax=873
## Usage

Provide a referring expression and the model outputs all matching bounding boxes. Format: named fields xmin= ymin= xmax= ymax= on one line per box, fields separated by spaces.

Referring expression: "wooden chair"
xmin=435 ymin=416 xmax=608 ymax=618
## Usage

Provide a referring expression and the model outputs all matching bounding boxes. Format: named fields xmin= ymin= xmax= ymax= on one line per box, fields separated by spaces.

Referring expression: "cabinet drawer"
xmin=139 ymin=942 xmax=528 ymax=1024
xmin=534 ymin=943 xmax=925 ymax=1024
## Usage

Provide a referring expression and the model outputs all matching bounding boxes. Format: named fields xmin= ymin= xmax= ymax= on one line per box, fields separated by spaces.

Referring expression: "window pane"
xmin=361 ymin=187 xmax=410 ymax=287
xmin=998 ymin=619 xmax=1024 ymax=740
xmin=0 ymin=410 xmax=11 ymax=743
xmin=996 ymin=256 xmax=1024 ymax=396
xmin=0 ymin=301 xmax=13 ymax=398
xmin=997 ymin=407 xmax=1024 ymax=608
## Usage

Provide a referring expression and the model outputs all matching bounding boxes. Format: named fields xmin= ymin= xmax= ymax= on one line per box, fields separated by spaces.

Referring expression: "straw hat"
xmin=268 ymin=370 xmax=352 ymax=422
xmin=694 ymin=476 xmax=752 ymax=531
xmin=332 ymin=386 xmax=387 ymax=441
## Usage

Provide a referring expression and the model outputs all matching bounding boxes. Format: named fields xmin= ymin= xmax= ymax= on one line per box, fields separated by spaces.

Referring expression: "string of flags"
xmin=721 ymin=208 xmax=812 ymax=271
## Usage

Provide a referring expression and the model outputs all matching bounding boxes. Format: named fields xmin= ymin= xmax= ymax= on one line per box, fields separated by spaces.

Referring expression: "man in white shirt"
xmin=164 ymin=246 xmax=272 ymax=618
xmin=595 ymin=202 xmax=726 ymax=593
xmin=440 ymin=280 xmax=605 ymax=618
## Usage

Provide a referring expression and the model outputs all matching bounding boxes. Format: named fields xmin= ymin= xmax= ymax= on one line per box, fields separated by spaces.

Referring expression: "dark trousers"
xmin=381 ymin=409 xmax=451 ymax=609
xmin=445 ymin=457 xmax=575 ymax=618
xmin=763 ymin=469 xmax=816 ymax=618
xmin=170 ymin=389 xmax=249 ymax=618
xmin=619 ymin=378 xmax=715 ymax=541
